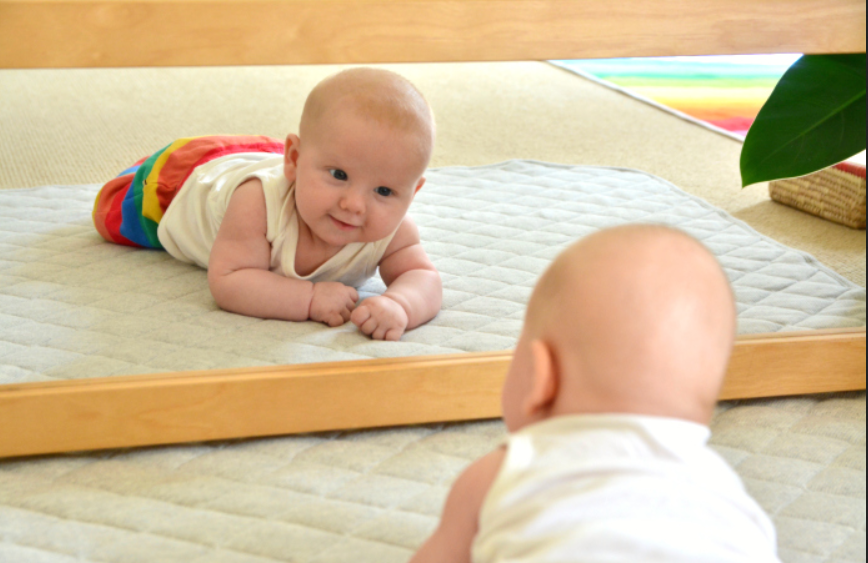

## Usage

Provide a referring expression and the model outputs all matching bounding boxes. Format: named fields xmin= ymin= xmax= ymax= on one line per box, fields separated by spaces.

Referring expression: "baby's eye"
xmin=329 ymin=169 xmax=348 ymax=181
xmin=376 ymin=186 xmax=393 ymax=197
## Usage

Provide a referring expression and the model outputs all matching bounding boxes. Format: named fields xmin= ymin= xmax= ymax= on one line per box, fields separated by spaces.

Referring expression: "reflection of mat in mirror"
xmin=1 ymin=160 xmax=865 ymax=385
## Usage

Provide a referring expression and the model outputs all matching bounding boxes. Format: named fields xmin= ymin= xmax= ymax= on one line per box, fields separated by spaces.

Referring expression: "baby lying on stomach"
xmin=411 ymin=224 xmax=782 ymax=563
xmin=93 ymin=68 xmax=441 ymax=341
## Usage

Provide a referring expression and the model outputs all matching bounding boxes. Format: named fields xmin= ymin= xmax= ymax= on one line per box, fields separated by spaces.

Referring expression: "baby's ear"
xmin=284 ymin=134 xmax=301 ymax=182
xmin=414 ymin=177 xmax=426 ymax=194
xmin=522 ymin=339 xmax=559 ymax=417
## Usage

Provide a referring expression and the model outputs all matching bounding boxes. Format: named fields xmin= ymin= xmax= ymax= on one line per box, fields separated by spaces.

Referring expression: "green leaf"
xmin=740 ymin=54 xmax=867 ymax=187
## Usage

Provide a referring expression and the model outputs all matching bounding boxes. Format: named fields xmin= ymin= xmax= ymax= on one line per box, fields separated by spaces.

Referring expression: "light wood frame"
xmin=0 ymin=0 xmax=865 ymax=459
xmin=0 ymin=328 xmax=865 ymax=458
xmin=0 ymin=0 xmax=865 ymax=68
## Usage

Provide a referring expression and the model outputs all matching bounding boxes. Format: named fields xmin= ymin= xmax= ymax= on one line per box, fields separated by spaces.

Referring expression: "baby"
xmin=411 ymin=225 xmax=782 ymax=562
xmin=93 ymin=68 xmax=441 ymax=341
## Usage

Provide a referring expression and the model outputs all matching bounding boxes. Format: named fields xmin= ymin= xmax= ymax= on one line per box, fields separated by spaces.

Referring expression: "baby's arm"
xmin=410 ymin=447 xmax=506 ymax=563
xmin=351 ymin=217 xmax=441 ymax=340
xmin=208 ymin=179 xmax=357 ymax=325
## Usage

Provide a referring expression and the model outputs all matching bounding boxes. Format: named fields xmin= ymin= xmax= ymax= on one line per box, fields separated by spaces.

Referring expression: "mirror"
xmin=3 ymin=62 xmax=864 ymax=382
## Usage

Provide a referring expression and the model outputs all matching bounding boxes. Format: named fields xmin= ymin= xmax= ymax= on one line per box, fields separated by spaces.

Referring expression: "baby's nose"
xmin=341 ymin=189 xmax=365 ymax=213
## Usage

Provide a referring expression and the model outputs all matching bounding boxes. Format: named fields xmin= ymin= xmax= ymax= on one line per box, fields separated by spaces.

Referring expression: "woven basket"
xmin=769 ymin=162 xmax=867 ymax=229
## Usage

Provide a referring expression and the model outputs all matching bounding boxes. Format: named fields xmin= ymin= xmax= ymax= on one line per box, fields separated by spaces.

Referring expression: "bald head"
xmin=527 ymin=225 xmax=736 ymax=424
xmin=299 ymin=68 xmax=435 ymax=165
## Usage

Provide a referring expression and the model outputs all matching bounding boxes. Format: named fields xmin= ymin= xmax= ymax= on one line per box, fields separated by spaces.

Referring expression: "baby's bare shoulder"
xmin=443 ymin=447 xmax=507 ymax=535
xmin=218 ymin=178 xmax=267 ymax=235
xmin=377 ymin=216 xmax=438 ymax=284
xmin=409 ymin=446 xmax=506 ymax=563
xmin=210 ymin=177 xmax=270 ymax=275
xmin=460 ymin=447 xmax=507 ymax=499
xmin=383 ymin=215 xmax=420 ymax=255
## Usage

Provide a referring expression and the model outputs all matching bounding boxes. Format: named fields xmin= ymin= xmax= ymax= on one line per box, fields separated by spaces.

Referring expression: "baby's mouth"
xmin=330 ymin=215 xmax=360 ymax=231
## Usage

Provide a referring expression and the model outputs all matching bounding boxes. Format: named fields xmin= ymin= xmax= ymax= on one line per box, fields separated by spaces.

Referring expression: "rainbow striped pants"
xmin=92 ymin=135 xmax=284 ymax=248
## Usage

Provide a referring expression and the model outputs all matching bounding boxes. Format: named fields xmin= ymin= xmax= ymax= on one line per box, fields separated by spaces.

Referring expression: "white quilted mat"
xmin=0 ymin=160 xmax=864 ymax=385
xmin=0 ymin=161 xmax=865 ymax=563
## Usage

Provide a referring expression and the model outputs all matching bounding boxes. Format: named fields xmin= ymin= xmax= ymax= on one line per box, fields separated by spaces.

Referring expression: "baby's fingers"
xmin=384 ymin=327 xmax=404 ymax=341
xmin=359 ymin=316 xmax=380 ymax=337
xmin=372 ymin=323 xmax=403 ymax=341
xmin=340 ymin=303 xmax=356 ymax=324
xmin=373 ymin=324 xmax=396 ymax=341
xmin=350 ymin=305 xmax=371 ymax=328
xmin=344 ymin=296 xmax=357 ymax=314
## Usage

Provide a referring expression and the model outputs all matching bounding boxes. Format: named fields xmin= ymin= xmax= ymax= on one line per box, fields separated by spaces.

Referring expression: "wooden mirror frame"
xmin=0 ymin=0 xmax=865 ymax=458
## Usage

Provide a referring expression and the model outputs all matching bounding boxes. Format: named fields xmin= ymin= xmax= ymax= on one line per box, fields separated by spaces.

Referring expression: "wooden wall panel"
xmin=0 ymin=0 xmax=865 ymax=68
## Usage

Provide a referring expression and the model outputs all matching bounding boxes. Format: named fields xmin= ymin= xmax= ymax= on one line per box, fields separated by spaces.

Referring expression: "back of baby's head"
xmin=529 ymin=224 xmax=736 ymax=424
xmin=300 ymin=67 xmax=435 ymax=164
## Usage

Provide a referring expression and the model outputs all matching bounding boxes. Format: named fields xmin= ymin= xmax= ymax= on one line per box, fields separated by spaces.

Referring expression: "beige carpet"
xmin=0 ymin=61 xmax=864 ymax=286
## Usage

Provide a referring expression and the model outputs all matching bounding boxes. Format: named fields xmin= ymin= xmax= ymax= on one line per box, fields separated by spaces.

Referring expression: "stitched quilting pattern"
xmin=0 ymin=400 xmax=864 ymax=563
xmin=0 ymin=162 xmax=864 ymax=563
xmin=0 ymin=161 xmax=864 ymax=384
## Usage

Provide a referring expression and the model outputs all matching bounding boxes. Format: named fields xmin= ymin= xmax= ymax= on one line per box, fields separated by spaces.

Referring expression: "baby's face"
xmin=287 ymin=110 xmax=427 ymax=249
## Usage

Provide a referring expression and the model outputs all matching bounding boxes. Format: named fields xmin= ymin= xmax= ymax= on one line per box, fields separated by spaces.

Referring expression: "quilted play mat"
xmin=1 ymin=160 xmax=865 ymax=385
xmin=550 ymin=54 xmax=802 ymax=139
xmin=0 ymin=160 xmax=865 ymax=562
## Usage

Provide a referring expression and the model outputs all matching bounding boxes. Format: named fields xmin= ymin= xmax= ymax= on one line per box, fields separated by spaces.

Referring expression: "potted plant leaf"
xmin=740 ymin=53 xmax=866 ymax=229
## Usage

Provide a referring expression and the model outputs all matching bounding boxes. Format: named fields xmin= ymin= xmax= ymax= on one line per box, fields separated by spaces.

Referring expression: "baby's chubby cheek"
xmin=501 ymin=374 xmax=524 ymax=431
xmin=500 ymin=343 xmax=535 ymax=431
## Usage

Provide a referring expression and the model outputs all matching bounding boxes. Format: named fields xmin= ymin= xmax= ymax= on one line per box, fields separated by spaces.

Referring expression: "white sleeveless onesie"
xmin=473 ymin=414 xmax=781 ymax=563
xmin=156 ymin=153 xmax=396 ymax=287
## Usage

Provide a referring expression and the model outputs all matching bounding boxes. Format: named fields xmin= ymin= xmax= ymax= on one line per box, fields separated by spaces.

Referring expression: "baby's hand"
xmin=351 ymin=295 xmax=409 ymax=341
xmin=309 ymin=282 xmax=358 ymax=327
